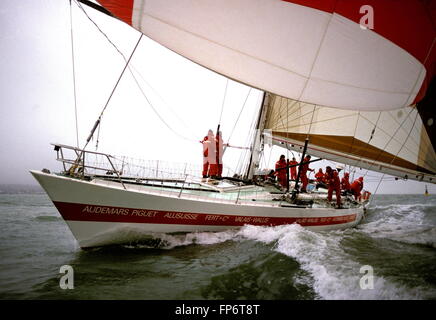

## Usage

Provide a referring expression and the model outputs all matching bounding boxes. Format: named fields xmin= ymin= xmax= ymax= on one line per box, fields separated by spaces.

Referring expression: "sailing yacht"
xmin=31 ymin=0 xmax=436 ymax=248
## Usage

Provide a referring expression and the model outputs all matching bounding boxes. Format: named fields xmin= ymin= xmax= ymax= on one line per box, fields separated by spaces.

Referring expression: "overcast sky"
xmin=1 ymin=0 xmax=434 ymax=195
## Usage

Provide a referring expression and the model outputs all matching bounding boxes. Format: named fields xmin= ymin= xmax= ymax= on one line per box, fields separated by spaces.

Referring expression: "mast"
xmin=292 ymin=138 xmax=309 ymax=197
xmin=244 ymin=92 xmax=268 ymax=180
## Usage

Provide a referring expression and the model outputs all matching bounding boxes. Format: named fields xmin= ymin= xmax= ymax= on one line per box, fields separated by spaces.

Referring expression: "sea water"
xmin=0 ymin=188 xmax=435 ymax=300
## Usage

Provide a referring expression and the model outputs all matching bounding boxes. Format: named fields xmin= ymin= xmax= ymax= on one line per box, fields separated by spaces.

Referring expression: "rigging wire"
xmin=69 ymin=0 xmax=79 ymax=148
xmin=306 ymin=104 xmax=317 ymax=139
xmin=83 ymin=33 xmax=143 ymax=150
xmin=351 ymin=111 xmax=381 ymax=181
xmin=95 ymin=115 xmax=102 ymax=150
xmin=74 ymin=0 xmax=125 ymax=59
xmin=349 ymin=111 xmax=361 ymax=181
xmin=236 ymin=102 xmax=259 ymax=176
xmin=73 ymin=0 xmax=198 ymax=144
xmin=216 ymin=77 xmax=228 ymax=175
xmin=73 ymin=0 xmax=270 ymax=174
xmin=128 ymin=66 xmax=197 ymax=139
xmin=270 ymin=99 xmax=428 ymax=182
xmin=286 ymin=96 xmax=290 ymax=164
xmin=369 ymin=110 xmax=420 ymax=203
xmin=362 ymin=108 xmax=415 ymax=179
xmin=227 ymin=87 xmax=252 ymax=143
xmin=352 ymin=110 xmax=430 ymax=167
xmin=218 ymin=79 xmax=229 ymax=126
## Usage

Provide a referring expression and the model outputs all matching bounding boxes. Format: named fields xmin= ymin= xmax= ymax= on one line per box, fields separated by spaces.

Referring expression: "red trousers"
xmin=352 ymin=190 xmax=361 ymax=201
xmin=278 ymin=174 xmax=287 ymax=187
xmin=202 ymin=161 xmax=209 ymax=176
xmin=328 ymin=185 xmax=341 ymax=206
xmin=217 ymin=164 xmax=223 ymax=177
xmin=301 ymin=174 xmax=308 ymax=191
xmin=209 ymin=164 xmax=218 ymax=177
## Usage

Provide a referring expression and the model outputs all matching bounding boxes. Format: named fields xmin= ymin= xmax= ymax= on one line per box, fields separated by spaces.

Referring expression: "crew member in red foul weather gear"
xmin=289 ymin=157 xmax=298 ymax=181
xmin=315 ymin=168 xmax=325 ymax=183
xmin=275 ymin=155 xmax=288 ymax=188
xmin=200 ymin=135 xmax=209 ymax=178
xmin=341 ymin=172 xmax=351 ymax=194
xmin=300 ymin=155 xmax=314 ymax=193
xmin=326 ymin=167 xmax=342 ymax=207
xmin=200 ymin=130 xmax=215 ymax=178
xmin=207 ymin=130 xmax=217 ymax=178
xmin=314 ymin=168 xmax=327 ymax=189
xmin=350 ymin=176 xmax=364 ymax=201
xmin=215 ymin=131 xmax=227 ymax=178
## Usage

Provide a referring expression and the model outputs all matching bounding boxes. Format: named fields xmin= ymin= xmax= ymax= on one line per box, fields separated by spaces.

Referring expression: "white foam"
xmin=107 ymin=202 xmax=434 ymax=300
xmin=142 ymin=221 xmax=432 ymax=299
xmin=235 ymin=224 xmax=426 ymax=300
xmin=360 ymin=204 xmax=436 ymax=247
xmin=135 ymin=229 xmax=241 ymax=249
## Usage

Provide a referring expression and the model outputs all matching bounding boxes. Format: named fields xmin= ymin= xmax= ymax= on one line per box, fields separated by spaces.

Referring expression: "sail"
xmin=95 ymin=0 xmax=435 ymax=111
xmin=263 ymin=91 xmax=436 ymax=184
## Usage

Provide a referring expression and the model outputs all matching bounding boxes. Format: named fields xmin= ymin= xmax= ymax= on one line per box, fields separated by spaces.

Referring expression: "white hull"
xmin=31 ymin=170 xmax=365 ymax=248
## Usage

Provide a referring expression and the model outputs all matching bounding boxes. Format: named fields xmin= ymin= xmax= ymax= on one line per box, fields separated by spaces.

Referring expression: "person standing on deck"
xmin=314 ymin=168 xmax=327 ymax=189
xmin=215 ymin=131 xmax=228 ymax=178
xmin=341 ymin=172 xmax=351 ymax=194
xmin=289 ymin=157 xmax=298 ymax=181
xmin=275 ymin=155 xmax=288 ymax=188
xmin=200 ymin=130 xmax=215 ymax=178
xmin=300 ymin=155 xmax=314 ymax=193
xmin=207 ymin=129 xmax=217 ymax=178
xmin=326 ymin=166 xmax=342 ymax=208
xmin=200 ymin=134 xmax=209 ymax=178
xmin=315 ymin=168 xmax=325 ymax=184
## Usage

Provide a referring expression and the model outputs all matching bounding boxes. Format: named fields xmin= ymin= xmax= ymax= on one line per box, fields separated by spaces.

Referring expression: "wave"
xmin=131 ymin=229 xmax=241 ymax=249
xmin=99 ymin=198 xmax=436 ymax=299
xmin=124 ymin=224 xmax=431 ymax=299
xmin=368 ymin=201 xmax=436 ymax=219
xmin=360 ymin=202 xmax=436 ymax=248
xmin=236 ymin=224 xmax=429 ymax=300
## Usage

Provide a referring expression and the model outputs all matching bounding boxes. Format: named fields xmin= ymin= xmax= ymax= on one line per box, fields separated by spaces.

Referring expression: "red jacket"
xmin=341 ymin=176 xmax=351 ymax=190
xmin=275 ymin=159 xmax=287 ymax=178
xmin=326 ymin=170 xmax=340 ymax=189
xmin=201 ymin=136 xmax=209 ymax=157
xmin=289 ymin=160 xmax=298 ymax=175
xmin=315 ymin=170 xmax=325 ymax=183
xmin=215 ymin=134 xmax=224 ymax=164
xmin=301 ymin=157 xmax=313 ymax=175
xmin=350 ymin=179 xmax=363 ymax=193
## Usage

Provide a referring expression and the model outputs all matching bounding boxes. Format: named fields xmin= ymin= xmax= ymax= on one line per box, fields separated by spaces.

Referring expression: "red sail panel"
xmin=97 ymin=0 xmax=134 ymax=25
